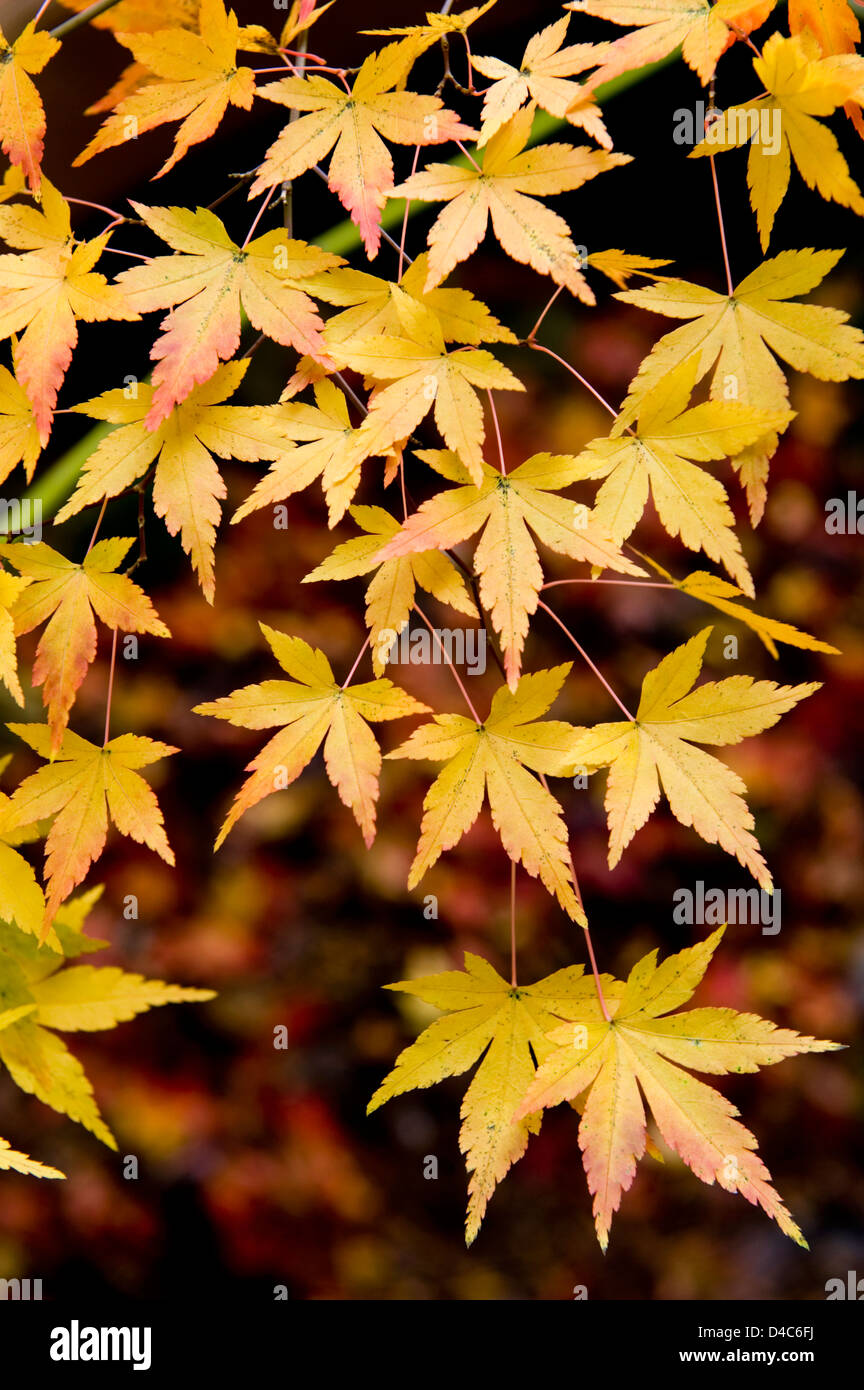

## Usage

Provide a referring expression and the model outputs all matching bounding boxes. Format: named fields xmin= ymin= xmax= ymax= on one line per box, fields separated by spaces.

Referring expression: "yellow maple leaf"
xmin=616 ymin=248 xmax=864 ymax=522
xmin=691 ymin=32 xmax=864 ymax=249
xmin=394 ymin=106 xmax=631 ymax=300
xmin=0 ymin=783 xmax=45 ymax=941
xmin=303 ymin=503 xmax=478 ymax=674
xmin=249 ymin=42 xmax=477 ymax=257
xmin=571 ymin=626 xmax=819 ymax=888
xmin=57 ymin=360 xmax=295 ymax=602
xmin=472 ymin=15 xmax=611 ymax=147
xmin=362 ymin=1 xmax=497 ymax=55
xmin=387 ymin=664 xmax=585 ymax=920
xmin=377 ymin=447 xmax=646 ymax=686
xmin=368 ymin=951 xmax=604 ymax=1243
xmin=336 ymin=297 xmax=524 ymax=486
xmin=517 ymin=928 xmax=840 ymax=1249
xmin=322 ymin=251 xmax=517 ymax=356
xmin=0 ymin=343 xmax=41 ymax=486
xmin=0 ymin=20 xmax=60 ymax=192
xmin=0 ymin=894 xmax=212 ymax=1147
xmin=194 ymin=625 xmax=429 ymax=849
xmin=634 ymin=552 xmax=841 ymax=658
xmin=0 ymin=538 xmax=170 ymax=750
xmin=284 ymin=251 xmax=517 ymax=399
xmin=0 ymin=562 xmax=29 ymax=705
xmin=0 ymin=1135 xmax=64 ymax=1179
xmin=231 ymin=378 xmax=376 ymax=529
xmin=5 ymin=724 xmax=177 ymax=928
xmin=573 ymin=357 xmax=794 ymax=593
xmin=74 ymin=0 xmax=261 ymax=176
xmin=115 ymin=203 xmax=339 ymax=427
xmin=585 ymin=247 xmax=673 ymax=289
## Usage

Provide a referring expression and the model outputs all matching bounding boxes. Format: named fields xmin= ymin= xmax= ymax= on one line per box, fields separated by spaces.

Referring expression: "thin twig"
xmin=528 ymin=340 xmax=627 ymax=427
xmin=486 ymin=390 xmax=506 ymax=475
xmin=103 ymin=628 xmax=119 ymax=747
xmin=85 ymin=498 xmax=108 ymax=555
xmin=541 ymin=578 xmax=671 ymax=592
xmin=398 ymin=144 xmax=421 ymax=278
xmin=49 ymin=0 xmax=123 ymax=39
xmin=526 ymin=285 xmax=564 ymax=342
xmin=708 ymin=153 xmax=734 ymax=296
xmin=537 ymin=599 xmax=635 ymax=721
xmin=412 ymin=604 xmax=481 ymax=723
xmin=510 ymin=860 xmax=517 ymax=988
xmin=341 ymin=633 xmax=371 ymax=690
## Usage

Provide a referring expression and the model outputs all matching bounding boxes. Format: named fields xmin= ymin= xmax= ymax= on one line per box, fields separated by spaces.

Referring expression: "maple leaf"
xmin=571 ymin=626 xmax=819 ymax=888
xmin=284 ymin=252 xmax=517 ymax=399
xmin=615 ymin=249 xmax=864 ymax=522
xmin=0 ymin=181 xmax=137 ymax=441
xmin=278 ymin=0 xmax=336 ymax=50
xmin=584 ymin=248 xmax=673 ymax=290
xmin=362 ymin=1 xmax=497 ymax=67
xmin=193 ymin=625 xmax=429 ymax=849
xmin=231 ymin=378 xmax=374 ymax=529
xmin=517 ymin=928 xmax=840 ymax=1249
xmin=394 ymin=106 xmax=631 ymax=300
xmin=691 ymin=32 xmax=864 ymax=250
xmin=368 ymin=951 xmax=605 ymax=1242
xmin=572 ymin=358 xmax=794 ymax=594
xmin=789 ymin=0 xmax=864 ymax=136
xmin=472 ymin=15 xmax=612 ymax=148
xmin=0 ymin=562 xmax=29 ymax=705
xmin=338 ymin=297 xmax=523 ymax=486
xmin=303 ymin=503 xmax=479 ymax=674
xmin=5 ymin=724 xmax=177 ymax=928
xmin=0 ymin=20 xmax=60 ymax=192
xmin=564 ymin=0 xmax=775 ymax=87
xmin=0 ymin=783 xmax=45 ymax=941
xmin=114 ymin=203 xmax=339 ymax=427
xmin=0 ymin=1135 xmax=64 ymax=1179
xmin=387 ymin=665 xmax=585 ymax=920
xmin=0 ymin=345 xmax=41 ymax=485
xmin=58 ymin=0 xmax=200 ymax=115
xmin=74 ymin=0 xmax=264 ymax=176
xmin=56 ymin=360 xmax=293 ymax=602
xmin=282 ymin=253 xmax=516 ymax=400
xmin=0 ymin=538 xmax=170 ymax=751
xmin=634 ymin=552 xmax=841 ymax=659
xmin=249 ymin=42 xmax=477 ymax=257
xmin=0 ymin=896 xmax=213 ymax=1146
xmin=378 ymin=447 xmax=646 ymax=686
xmin=321 ymin=251 xmax=517 ymax=357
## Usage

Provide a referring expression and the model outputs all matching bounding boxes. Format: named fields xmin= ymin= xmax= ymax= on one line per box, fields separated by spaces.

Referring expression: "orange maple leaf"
xmin=0 ymin=538 xmax=170 ymax=752
xmin=74 ymin=0 xmax=262 ymax=176
xmin=789 ymin=0 xmax=864 ymax=136
xmin=250 ymin=42 xmax=477 ymax=256
xmin=0 ymin=20 xmax=60 ymax=192
xmin=5 ymin=724 xmax=177 ymax=929
xmin=194 ymin=625 xmax=429 ymax=848
xmin=0 ymin=181 xmax=136 ymax=441
xmin=115 ymin=203 xmax=340 ymax=427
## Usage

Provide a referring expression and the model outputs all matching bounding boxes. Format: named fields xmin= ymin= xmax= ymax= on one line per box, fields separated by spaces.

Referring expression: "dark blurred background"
xmin=0 ymin=0 xmax=861 ymax=1300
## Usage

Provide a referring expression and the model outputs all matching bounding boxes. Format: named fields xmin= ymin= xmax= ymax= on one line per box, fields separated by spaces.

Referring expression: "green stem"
xmin=7 ymin=53 xmax=675 ymax=532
